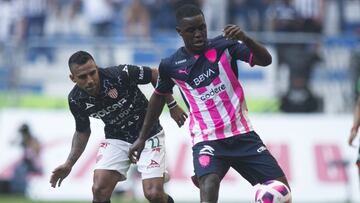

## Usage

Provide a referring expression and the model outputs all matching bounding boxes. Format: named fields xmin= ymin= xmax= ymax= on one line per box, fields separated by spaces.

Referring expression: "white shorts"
xmin=94 ymin=130 xmax=166 ymax=180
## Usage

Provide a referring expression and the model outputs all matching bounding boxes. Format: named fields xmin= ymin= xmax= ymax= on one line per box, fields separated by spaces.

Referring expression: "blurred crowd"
xmin=0 ymin=0 xmax=359 ymax=113
xmin=0 ymin=0 xmax=358 ymax=44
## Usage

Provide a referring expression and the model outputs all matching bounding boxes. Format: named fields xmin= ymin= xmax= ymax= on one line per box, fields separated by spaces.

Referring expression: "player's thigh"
xmin=137 ymin=130 xmax=167 ymax=180
xmin=229 ymin=133 xmax=285 ymax=185
xmin=142 ymin=177 xmax=165 ymax=195
xmin=231 ymin=153 xmax=285 ymax=185
xmin=93 ymin=169 xmax=123 ymax=189
xmin=192 ymin=140 xmax=230 ymax=180
xmin=95 ymin=139 xmax=132 ymax=181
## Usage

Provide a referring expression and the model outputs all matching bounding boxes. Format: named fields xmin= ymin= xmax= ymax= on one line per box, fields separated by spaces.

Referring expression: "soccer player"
xmin=349 ymin=95 xmax=360 ymax=173
xmin=349 ymin=36 xmax=360 ymax=177
xmin=49 ymin=51 xmax=187 ymax=203
xmin=128 ymin=4 xmax=290 ymax=203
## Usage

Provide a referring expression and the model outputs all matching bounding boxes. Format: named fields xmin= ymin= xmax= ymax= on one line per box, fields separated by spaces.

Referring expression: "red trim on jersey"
xmin=249 ymin=52 xmax=255 ymax=67
xmin=154 ymin=90 xmax=172 ymax=96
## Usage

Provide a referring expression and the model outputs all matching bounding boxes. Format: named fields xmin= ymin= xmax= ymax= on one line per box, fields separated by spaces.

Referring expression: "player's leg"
xmin=198 ymin=173 xmax=221 ymax=203
xmin=92 ymin=139 xmax=132 ymax=203
xmin=192 ymin=140 xmax=230 ymax=203
xmin=92 ymin=169 xmax=123 ymax=202
xmin=357 ymin=146 xmax=360 ymax=183
xmin=142 ymin=177 xmax=173 ymax=203
xmin=229 ymin=131 xmax=291 ymax=189
xmin=137 ymin=130 xmax=174 ymax=203
xmin=275 ymin=175 xmax=290 ymax=189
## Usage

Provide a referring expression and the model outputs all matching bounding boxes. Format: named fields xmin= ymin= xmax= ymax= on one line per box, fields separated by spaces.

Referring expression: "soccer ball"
xmin=255 ymin=180 xmax=291 ymax=203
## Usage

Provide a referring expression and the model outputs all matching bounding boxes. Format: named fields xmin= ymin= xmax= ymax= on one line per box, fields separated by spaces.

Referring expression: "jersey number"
xmin=148 ymin=136 xmax=161 ymax=148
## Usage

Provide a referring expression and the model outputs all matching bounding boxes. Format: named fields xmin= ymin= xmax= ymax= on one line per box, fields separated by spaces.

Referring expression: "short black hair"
xmin=68 ymin=51 xmax=94 ymax=71
xmin=19 ymin=123 xmax=29 ymax=133
xmin=175 ymin=4 xmax=204 ymax=25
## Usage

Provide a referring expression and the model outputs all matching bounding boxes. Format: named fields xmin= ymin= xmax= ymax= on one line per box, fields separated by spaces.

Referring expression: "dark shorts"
xmin=192 ymin=131 xmax=285 ymax=186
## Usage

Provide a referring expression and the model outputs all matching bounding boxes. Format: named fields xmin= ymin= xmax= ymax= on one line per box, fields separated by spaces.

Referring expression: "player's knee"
xmin=143 ymin=186 xmax=165 ymax=203
xmin=92 ymin=184 xmax=112 ymax=201
xmin=200 ymin=174 xmax=220 ymax=193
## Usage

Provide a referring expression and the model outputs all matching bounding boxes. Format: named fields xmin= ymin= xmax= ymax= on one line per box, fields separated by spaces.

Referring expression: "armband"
xmin=167 ymin=100 xmax=178 ymax=110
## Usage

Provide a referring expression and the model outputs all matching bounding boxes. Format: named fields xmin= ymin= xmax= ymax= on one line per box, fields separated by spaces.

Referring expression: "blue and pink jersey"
xmin=156 ymin=35 xmax=255 ymax=145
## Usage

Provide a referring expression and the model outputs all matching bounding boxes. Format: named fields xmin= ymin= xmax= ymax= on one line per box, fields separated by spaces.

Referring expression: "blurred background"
xmin=0 ymin=0 xmax=359 ymax=202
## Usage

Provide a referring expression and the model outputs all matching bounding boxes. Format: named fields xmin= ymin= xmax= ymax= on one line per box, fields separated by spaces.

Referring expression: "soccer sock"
xmin=92 ymin=201 xmax=110 ymax=203
xmin=167 ymin=195 xmax=174 ymax=203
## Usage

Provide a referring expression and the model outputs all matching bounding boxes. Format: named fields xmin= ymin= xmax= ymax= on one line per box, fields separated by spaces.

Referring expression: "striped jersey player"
xmin=155 ymin=35 xmax=254 ymax=145
xmin=129 ymin=4 xmax=291 ymax=203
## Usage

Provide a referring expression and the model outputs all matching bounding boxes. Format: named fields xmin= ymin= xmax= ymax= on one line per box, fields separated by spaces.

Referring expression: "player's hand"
xmin=349 ymin=126 xmax=358 ymax=147
xmin=128 ymin=138 xmax=146 ymax=163
xmin=50 ymin=163 xmax=72 ymax=188
xmin=223 ymin=24 xmax=248 ymax=42
xmin=170 ymin=105 xmax=188 ymax=127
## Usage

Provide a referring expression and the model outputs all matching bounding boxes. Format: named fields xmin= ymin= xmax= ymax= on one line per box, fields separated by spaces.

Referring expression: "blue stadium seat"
xmin=0 ymin=67 xmax=10 ymax=90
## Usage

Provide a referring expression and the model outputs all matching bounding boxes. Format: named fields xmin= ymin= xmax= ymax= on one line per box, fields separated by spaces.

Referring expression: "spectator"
xmin=124 ymin=0 xmax=150 ymax=40
xmin=349 ymin=29 xmax=360 ymax=177
xmin=270 ymin=0 xmax=321 ymax=112
xmin=0 ymin=0 xmax=14 ymax=45
xmin=228 ymin=0 xmax=251 ymax=31
xmin=269 ymin=0 xmax=301 ymax=32
xmin=350 ymin=26 xmax=360 ymax=103
xmin=10 ymin=123 xmax=42 ymax=194
xmin=145 ymin=0 xmax=176 ymax=32
xmin=77 ymin=0 xmax=118 ymax=37
xmin=229 ymin=0 xmax=272 ymax=32
xmin=200 ymin=0 xmax=227 ymax=32
xmin=13 ymin=0 xmax=54 ymax=62
xmin=293 ymin=0 xmax=324 ymax=33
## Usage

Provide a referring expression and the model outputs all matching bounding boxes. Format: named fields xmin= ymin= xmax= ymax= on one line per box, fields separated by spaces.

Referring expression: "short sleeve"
xmin=68 ymin=98 xmax=90 ymax=132
xmin=117 ymin=65 xmax=152 ymax=85
xmin=154 ymin=60 xmax=175 ymax=95
xmin=228 ymin=41 xmax=254 ymax=67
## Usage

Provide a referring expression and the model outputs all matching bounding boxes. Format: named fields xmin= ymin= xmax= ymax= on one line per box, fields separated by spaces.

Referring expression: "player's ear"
xmin=176 ymin=27 xmax=182 ymax=36
xmin=69 ymin=74 xmax=76 ymax=83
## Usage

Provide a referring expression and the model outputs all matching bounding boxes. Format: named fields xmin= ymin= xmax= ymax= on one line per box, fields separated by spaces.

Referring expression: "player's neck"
xmin=183 ymin=47 xmax=204 ymax=56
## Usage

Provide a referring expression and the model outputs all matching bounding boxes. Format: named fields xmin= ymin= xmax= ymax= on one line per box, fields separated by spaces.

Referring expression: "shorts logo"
xmin=147 ymin=159 xmax=160 ymax=169
xmin=198 ymin=155 xmax=211 ymax=168
xmin=198 ymin=145 xmax=214 ymax=167
xmin=107 ymin=88 xmax=118 ymax=99
xmin=199 ymin=145 xmax=215 ymax=156
xmin=257 ymin=146 xmax=267 ymax=153
xmin=99 ymin=142 xmax=110 ymax=148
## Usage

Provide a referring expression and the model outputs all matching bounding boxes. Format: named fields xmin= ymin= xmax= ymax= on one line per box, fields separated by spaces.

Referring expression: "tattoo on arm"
xmin=66 ymin=130 xmax=90 ymax=166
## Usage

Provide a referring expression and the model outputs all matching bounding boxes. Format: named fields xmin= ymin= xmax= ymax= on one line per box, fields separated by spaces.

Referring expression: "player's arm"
xmin=349 ymin=96 xmax=360 ymax=146
xmin=124 ymin=65 xmax=181 ymax=109
xmin=223 ymin=24 xmax=272 ymax=66
xmin=150 ymin=68 xmax=174 ymax=103
xmin=65 ymin=130 xmax=91 ymax=167
xmin=129 ymin=92 xmax=166 ymax=163
xmin=129 ymin=61 xmax=178 ymax=162
xmin=151 ymin=68 xmax=188 ymax=127
xmin=50 ymin=99 xmax=90 ymax=188
xmin=50 ymin=129 xmax=90 ymax=188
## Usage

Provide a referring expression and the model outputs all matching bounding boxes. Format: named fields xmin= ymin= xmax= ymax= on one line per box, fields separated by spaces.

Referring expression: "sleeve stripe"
xmin=249 ymin=52 xmax=255 ymax=67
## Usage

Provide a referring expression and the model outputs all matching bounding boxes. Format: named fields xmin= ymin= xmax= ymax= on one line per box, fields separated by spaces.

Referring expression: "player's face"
xmin=70 ymin=59 xmax=100 ymax=96
xmin=176 ymin=14 xmax=207 ymax=54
